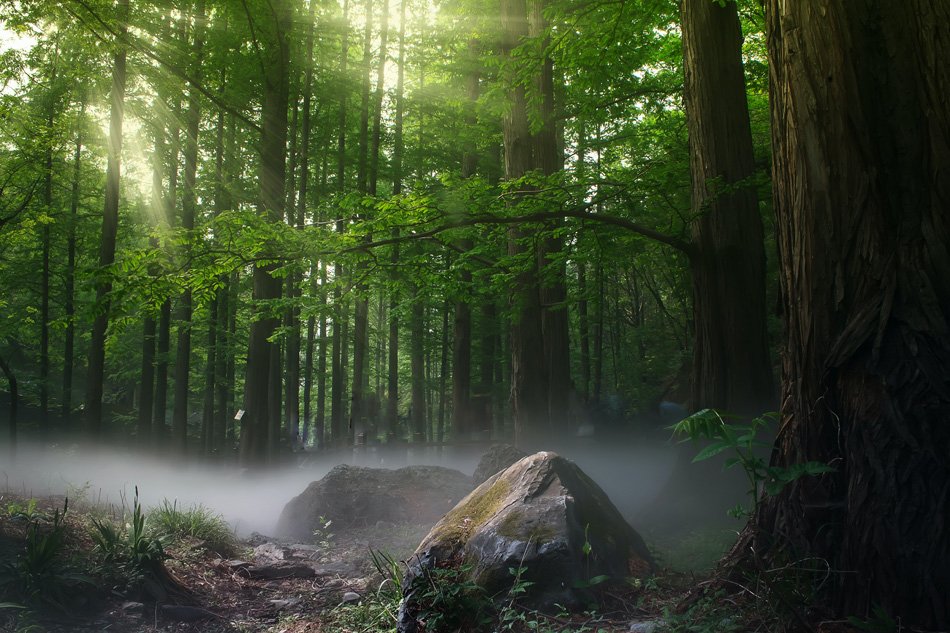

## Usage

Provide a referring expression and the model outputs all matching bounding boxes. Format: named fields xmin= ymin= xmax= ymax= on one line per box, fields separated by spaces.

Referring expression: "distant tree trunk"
xmin=528 ymin=0 xmax=570 ymax=432
xmin=85 ymin=0 xmax=129 ymax=436
xmin=681 ymin=0 xmax=773 ymax=415
xmin=478 ymin=301 xmax=496 ymax=431
xmin=40 ymin=88 xmax=55 ymax=429
xmin=62 ymin=97 xmax=85 ymax=418
xmin=330 ymin=0 xmax=350 ymax=447
xmin=368 ymin=0 xmax=389 ymax=196
xmin=240 ymin=0 xmax=291 ymax=465
xmin=577 ymin=263 xmax=590 ymax=400
xmin=591 ymin=260 xmax=604 ymax=404
xmin=172 ymin=0 xmax=206 ymax=454
xmin=732 ymin=1 xmax=950 ymax=628
xmin=451 ymin=39 xmax=479 ymax=440
xmin=315 ymin=266 xmax=329 ymax=448
xmin=386 ymin=0 xmax=407 ymax=439
xmin=297 ymin=0 xmax=318 ymax=447
xmin=284 ymin=83 xmax=302 ymax=447
xmin=0 ymin=353 xmax=16 ymax=457
xmin=410 ymin=285 xmax=426 ymax=442
xmin=438 ymin=301 xmax=450 ymax=442
xmin=201 ymin=296 xmax=217 ymax=454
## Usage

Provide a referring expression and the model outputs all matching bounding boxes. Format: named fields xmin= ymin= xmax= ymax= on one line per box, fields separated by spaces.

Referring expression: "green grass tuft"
xmin=148 ymin=500 xmax=235 ymax=554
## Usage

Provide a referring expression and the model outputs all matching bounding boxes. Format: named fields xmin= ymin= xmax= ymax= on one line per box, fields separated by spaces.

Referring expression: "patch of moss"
xmin=496 ymin=511 xmax=557 ymax=543
xmin=430 ymin=477 xmax=512 ymax=544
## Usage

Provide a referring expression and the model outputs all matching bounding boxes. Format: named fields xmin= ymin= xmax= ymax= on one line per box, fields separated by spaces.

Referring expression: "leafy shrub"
xmin=0 ymin=500 xmax=92 ymax=614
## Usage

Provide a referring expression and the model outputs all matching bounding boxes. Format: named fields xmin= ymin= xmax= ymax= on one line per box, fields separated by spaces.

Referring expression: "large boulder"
xmin=472 ymin=444 xmax=527 ymax=486
xmin=398 ymin=452 xmax=653 ymax=631
xmin=276 ymin=464 xmax=473 ymax=540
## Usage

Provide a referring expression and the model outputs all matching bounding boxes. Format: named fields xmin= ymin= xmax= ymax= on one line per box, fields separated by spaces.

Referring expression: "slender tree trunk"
xmin=172 ymin=0 xmax=206 ymax=454
xmin=240 ymin=0 xmax=291 ymax=465
xmin=438 ymin=301 xmax=449 ymax=443
xmin=577 ymin=263 xmax=590 ymax=401
xmin=368 ymin=0 xmax=389 ymax=196
xmin=682 ymin=0 xmax=773 ymax=415
xmin=315 ymin=266 xmax=329 ymax=448
xmin=62 ymin=97 xmax=85 ymax=418
xmin=410 ymin=286 xmax=425 ymax=442
xmin=330 ymin=0 xmax=350 ymax=447
xmin=85 ymin=0 xmax=129 ymax=436
xmin=385 ymin=0 xmax=407 ymax=439
xmin=296 ymin=0 xmax=318 ymax=447
xmin=284 ymin=82 xmax=302 ymax=447
xmin=40 ymin=99 xmax=55 ymax=429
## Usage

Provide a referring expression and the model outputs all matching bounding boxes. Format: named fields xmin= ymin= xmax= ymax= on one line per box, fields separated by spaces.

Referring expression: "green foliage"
xmin=148 ymin=499 xmax=235 ymax=554
xmin=848 ymin=605 xmax=899 ymax=633
xmin=671 ymin=410 xmax=834 ymax=518
xmin=311 ymin=515 xmax=334 ymax=563
xmin=410 ymin=563 xmax=494 ymax=631
xmin=89 ymin=488 xmax=167 ymax=592
xmin=0 ymin=499 xmax=92 ymax=615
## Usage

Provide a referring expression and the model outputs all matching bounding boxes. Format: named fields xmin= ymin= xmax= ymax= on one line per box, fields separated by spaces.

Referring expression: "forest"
xmin=0 ymin=0 xmax=948 ymax=631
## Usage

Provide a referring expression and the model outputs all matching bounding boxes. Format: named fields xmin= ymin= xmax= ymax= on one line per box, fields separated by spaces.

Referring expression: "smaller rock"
xmin=254 ymin=542 xmax=287 ymax=561
xmin=341 ymin=592 xmax=361 ymax=604
xmin=224 ymin=559 xmax=251 ymax=570
xmin=269 ymin=598 xmax=301 ymax=610
xmin=472 ymin=444 xmax=527 ymax=485
xmin=323 ymin=578 xmax=345 ymax=588
xmin=629 ymin=620 xmax=664 ymax=633
xmin=121 ymin=601 xmax=144 ymax=614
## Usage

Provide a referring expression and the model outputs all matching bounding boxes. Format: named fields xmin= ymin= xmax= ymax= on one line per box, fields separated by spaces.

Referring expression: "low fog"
xmin=0 ymin=430 xmax=753 ymax=540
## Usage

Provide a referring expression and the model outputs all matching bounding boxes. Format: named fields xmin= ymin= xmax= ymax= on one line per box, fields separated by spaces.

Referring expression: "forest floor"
xmin=0 ymin=492 xmax=707 ymax=633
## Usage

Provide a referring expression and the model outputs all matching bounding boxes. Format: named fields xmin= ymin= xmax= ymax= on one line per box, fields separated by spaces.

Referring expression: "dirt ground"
xmin=0 ymin=493 xmax=682 ymax=633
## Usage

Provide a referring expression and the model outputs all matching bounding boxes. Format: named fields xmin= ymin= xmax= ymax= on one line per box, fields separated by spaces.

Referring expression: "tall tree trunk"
xmin=501 ymin=0 xmax=548 ymax=444
xmin=240 ymin=0 xmax=291 ymax=465
xmin=284 ymin=82 xmax=302 ymax=447
xmin=410 ymin=286 xmax=426 ymax=442
xmin=528 ymin=0 xmax=570 ymax=433
xmin=577 ymin=263 xmax=590 ymax=401
xmin=85 ymin=0 xmax=129 ymax=436
xmin=385 ymin=0 xmax=407 ymax=439
xmin=368 ymin=0 xmax=389 ymax=196
xmin=735 ymin=1 xmax=950 ymax=628
xmin=172 ymin=0 xmax=206 ymax=454
xmin=315 ymin=265 xmax=329 ymax=448
xmin=682 ymin=0 xmax=773 ymax=415
xmin=40 ymin=89 xmax=55 ymax=429
xmin=330 ymin=0 xmax=350 ymax=447
xmin=62 ymin=97 xmax=85 ymax=418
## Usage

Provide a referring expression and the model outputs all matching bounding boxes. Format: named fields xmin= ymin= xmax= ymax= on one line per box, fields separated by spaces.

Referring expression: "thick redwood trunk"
xmin=742 ymin=1 xmax=950 ymax=628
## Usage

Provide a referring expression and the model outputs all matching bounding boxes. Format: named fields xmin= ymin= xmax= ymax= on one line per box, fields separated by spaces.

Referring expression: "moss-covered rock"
xmin=397 ymin=452 xmax=654 ymax=632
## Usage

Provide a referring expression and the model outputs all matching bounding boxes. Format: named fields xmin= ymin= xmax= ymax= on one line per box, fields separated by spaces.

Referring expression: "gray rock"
xmin=276 ymin=464 xmax=474 ymax=540
xmin=397 ymin=452 xmax=654 ymax=633
xmin=270 ymin=598 xmax=301 ymax=610
xmin=121 ymin=601 xmax=144 ymax=614
xmin=341 ymin=591 xmax=361 ymax=604
xmin=472 ymin=444 xmax=527 ymax=486
xmin=253 ymin=542 xmax=287 ymax=561
xmin=629 ymin=620 xmax=664 ymax=633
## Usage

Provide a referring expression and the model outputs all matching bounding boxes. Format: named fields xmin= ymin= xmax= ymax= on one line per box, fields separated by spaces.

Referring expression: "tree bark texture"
xmin=681 ymin=0 xmax=773 ymax=416
xmin=748 ymin=1 xmax=950 ymax=627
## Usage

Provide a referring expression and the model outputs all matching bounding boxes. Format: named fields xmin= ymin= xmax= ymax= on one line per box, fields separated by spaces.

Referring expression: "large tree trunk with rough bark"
xmin=736 ymin=1 xmax=950 ymax=628
xmin=681 ymin=0 xmax=773 ymax=416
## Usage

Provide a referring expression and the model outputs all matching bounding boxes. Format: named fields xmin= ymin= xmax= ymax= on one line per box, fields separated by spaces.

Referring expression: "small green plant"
xmin=89 ymin=488 xmax=168 ymax=593
xmin=4 ymin=498 xmax=40 ymax=521
xmin=409 ymin=563 xmax=493 ymax=632
xmin=149 ymin=499 xmax=235 ymax=554
xmin=0 ymin=499 xmax=92 ymax=615
xmin=671 ymin=409 xmax=834 ymax=518
xmin=312 ymin=516 xmax=334 ymax=562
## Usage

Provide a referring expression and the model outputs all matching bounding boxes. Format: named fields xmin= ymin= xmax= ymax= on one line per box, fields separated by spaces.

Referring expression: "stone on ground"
xmin=276 ymin=464 xmax=473 ymax=540
xmin=472 ymin=443 xmax=528 ymax=485
xmin=398 ymin=452 xmax=653 ymax=632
